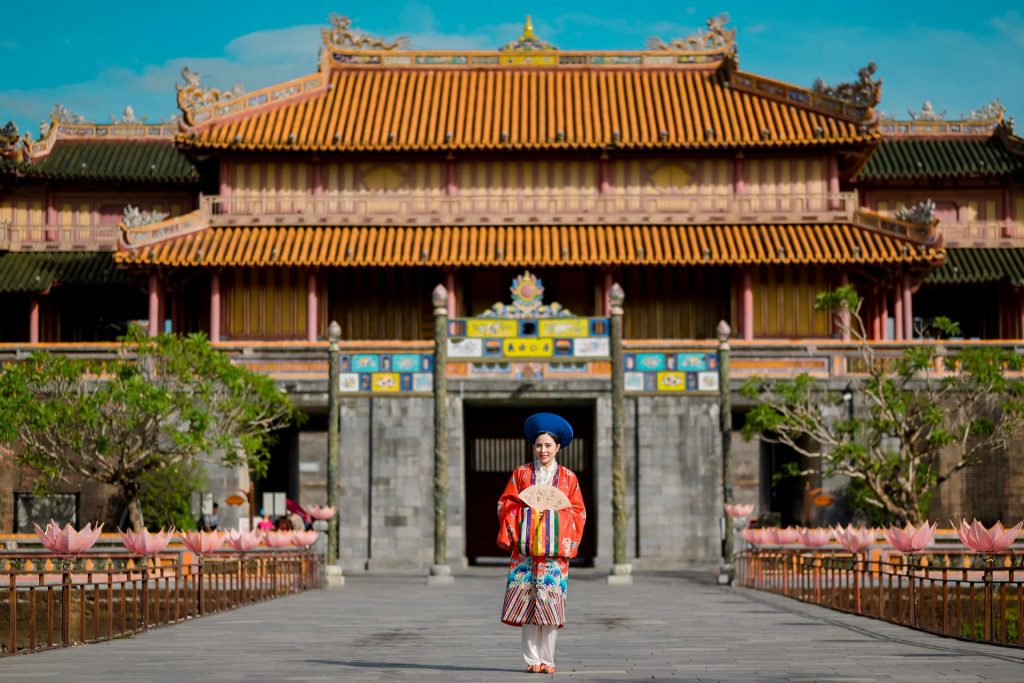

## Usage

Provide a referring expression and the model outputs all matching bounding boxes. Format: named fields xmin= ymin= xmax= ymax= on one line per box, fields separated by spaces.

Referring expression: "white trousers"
xmin=521 ymin=623 xmax=558 ymax=667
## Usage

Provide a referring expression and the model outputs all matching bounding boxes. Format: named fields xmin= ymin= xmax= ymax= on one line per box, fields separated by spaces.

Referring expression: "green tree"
xmin=139 ymin=461 xmax=207 ymax=531
xmin=0 ymin=328 xmax=300 ymax=530
xmin=741 ymin=286 xmax=1024 ymax=524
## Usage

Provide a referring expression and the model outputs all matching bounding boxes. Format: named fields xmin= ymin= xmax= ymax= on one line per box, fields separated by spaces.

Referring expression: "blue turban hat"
xmin=524 ymin=412 xmax=573 ymax=449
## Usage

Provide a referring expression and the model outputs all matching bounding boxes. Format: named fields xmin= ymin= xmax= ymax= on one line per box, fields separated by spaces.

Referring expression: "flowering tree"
xmin=741 ymin=286 xmax=1024 ymax=524
xmin=0 ymin=328 xmax=299 ymax=530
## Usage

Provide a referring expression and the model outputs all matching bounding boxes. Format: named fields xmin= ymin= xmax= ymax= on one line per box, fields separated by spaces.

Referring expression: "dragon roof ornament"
xmin=812 ymin=62 xmax=882 ymax=108
xmin=0 ymin=121 xmax=26 ymax=161
xmin=176 ymin=67 xmax=245 ymax=111
xmin=963 ymin=99 xmax=1005 ymax=122
xmin=322 ymin=14 xmax=409 ymax=51
xmin=110 ymin=105 xmax=147 ymax=125
xmin=646 ymin=13 xmax=736 ymax=57
xmin=500 ymin=15 xmax=557 ymax=51
xmin=908 ymin=101 xmax=945 ymax=121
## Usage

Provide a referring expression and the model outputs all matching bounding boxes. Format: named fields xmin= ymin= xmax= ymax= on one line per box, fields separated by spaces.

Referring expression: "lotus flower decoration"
xmin=724 ymin=503 xmax=755 ymax=519
xmin=955 ymin=518 xmax=1023 ymax=553
xmin=181 ymin=530 xmax=226 ymax=556
xmin=34 ymin=520 xmax=104 ymax=559
xmin=226 ymin=529 xmax=262 ymax=552
xmin=797 ymin=527 xmax=832 ymax=548
xmin=883 ymin=521 xmax=936 ymax=553
xmin=833 ymin=524 xmax=874 ymax=553
xmin=741 ymin=528 xmax=774 ymax=546
xmin=308 ymin=505 xmax=337 ymax=521
xmin=771 ymin=527 xmax=801 ymax=545
xmin=291 ymin=530 xmax=320 ymax=547
xmin=262 ymin=530 xmax=296 ymax=548
xmin=120 ymin=527 xmax=175 ymax=557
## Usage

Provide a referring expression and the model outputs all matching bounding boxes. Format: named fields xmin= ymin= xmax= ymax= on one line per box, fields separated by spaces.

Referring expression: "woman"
xmin=497 ymin=412 xmax=586 ymax=675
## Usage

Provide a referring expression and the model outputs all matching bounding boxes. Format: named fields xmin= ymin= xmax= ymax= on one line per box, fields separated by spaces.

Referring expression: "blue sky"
xmin=2 ymin=1 xmax=1023 ymax=136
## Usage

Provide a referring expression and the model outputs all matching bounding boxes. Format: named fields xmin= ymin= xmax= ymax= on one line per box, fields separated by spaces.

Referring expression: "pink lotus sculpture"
xmin=181 ymin=530 xmax=226 ymax=556
xmin=741 ymin=528 xmax=764 ymax=545
xmin=262 ymin=530 xmax=295 ymax=548
xmin=120 ymin=527 xmax=174 ymax=557
xmin=833 ymin=524 xmax=874 ymax=553
xmin=724 ymin=503 xmax=755 ymax=519
xmin=226 ymin=529 xmax=261 ymax=552
xmin=34 ymin=520 xmax=104 ymax=559
xmin=291 ymin=530 xmax=320 ymax=547
xmin=955 ymin=519 xmax=1023 ymax=553
xmin=308 ymin=505 xmax=337 ymax=521
xmin=771 ymin=527 xmax=801 ymax=545
xmin=797 ymin=527 xmax=832 ymax=548
xmin=883 ymin=521 xmax=936 ymax=553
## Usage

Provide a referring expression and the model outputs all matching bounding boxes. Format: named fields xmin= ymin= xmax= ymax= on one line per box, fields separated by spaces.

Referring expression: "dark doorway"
xmin=464 ymin=403 xmax=595 ymax=565
xmin=760 ymin=437 xmax=818 ymax=527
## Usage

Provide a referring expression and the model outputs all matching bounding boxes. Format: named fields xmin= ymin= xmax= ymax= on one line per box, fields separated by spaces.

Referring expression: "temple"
xmin=1 ymin=14 xmax=1021 ymax=568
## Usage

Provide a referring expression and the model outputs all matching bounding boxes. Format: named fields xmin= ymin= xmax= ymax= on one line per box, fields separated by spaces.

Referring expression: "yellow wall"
xmin=752 ymin=265 xmax=833 ymax=338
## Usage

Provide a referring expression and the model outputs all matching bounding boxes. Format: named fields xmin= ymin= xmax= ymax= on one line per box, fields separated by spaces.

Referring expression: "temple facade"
xmin=1 ymin=15 xmax=1022 ymax=568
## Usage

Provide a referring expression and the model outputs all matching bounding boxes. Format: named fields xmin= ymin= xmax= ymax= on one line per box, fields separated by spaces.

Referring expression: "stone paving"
xmin=2 ymin=568 xmax=1023 ymax=682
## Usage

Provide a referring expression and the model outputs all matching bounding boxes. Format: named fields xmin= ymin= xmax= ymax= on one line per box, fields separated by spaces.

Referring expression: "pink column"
xmin=45 ymin=187 xmax=56 ymax=226
xmin=312 ymin=159 xmax=323 ymax=195
xmin=742 ymin=270 xmax=753 ymax=340
xmin=445 ymin=271 xmax=457 ymax=318
xmin=148 ymin=274 xmax=161 ymax=337
xmin=446 ymin=155 xmax=457 ymax=196
xmin=599 ymin=154 xmax=610 ymax=194
xmin=839 ymin=272 xmax=851 ymax=341
xmin=732 ymin=155 xmax=746 ymax=194
xmin=892 ymin=284 xmax=903 ymax=341
xmin=210 ymin=271 xmax=221 ymax=342
xmin=29 ymin=297 xmax=40 ymax=343
xmin=879 ymin=292 xmax=889 ymax=340
xmin=902 ymin=275 xmax=913 ymax=340
xmin=219 ymin=158 xmax=231 ymax=213
xmin=828 ymin=154 xmax=840 ymax=209
xmin=307 ymin=271 xmax=318 ymax=342
xmin=870 ymin=296 xmax=881 ymax=340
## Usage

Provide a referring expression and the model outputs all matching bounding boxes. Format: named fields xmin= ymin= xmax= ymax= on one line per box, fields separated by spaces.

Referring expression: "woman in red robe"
xmin=497 ymin=413 xmax=586 ymax=674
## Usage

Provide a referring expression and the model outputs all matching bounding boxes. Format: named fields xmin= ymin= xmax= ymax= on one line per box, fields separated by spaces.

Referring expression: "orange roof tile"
xmin=116 ymin=224 xmax=940 ymax=268
xmin=181 ymin=69 xmax=876 ymax=152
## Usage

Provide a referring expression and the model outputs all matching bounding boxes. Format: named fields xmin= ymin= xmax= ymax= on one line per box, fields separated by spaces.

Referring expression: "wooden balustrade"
xmin=200 ymin=190 xmax=859 ymax=228
xmin=736 ymin=548 xmax=1024 ymax=648
xmin=0 ymin=222 xmax=119 ymax=251
xmin=0 ymin=548 xmax=324 ymax=655
xmin=939 ymin=220 xmax=1024 ymax=246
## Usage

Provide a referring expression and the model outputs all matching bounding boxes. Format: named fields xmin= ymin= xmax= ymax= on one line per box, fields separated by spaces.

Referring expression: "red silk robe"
xmin=497 ymin=462 xmax=586 ymax=627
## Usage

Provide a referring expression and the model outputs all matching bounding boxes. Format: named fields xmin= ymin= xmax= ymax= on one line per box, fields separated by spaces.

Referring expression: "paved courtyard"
xmin=2 ymin=568 xmax=1023 ymax=682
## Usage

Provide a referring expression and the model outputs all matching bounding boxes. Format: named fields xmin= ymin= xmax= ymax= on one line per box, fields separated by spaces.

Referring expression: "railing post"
xmin=717 ymin=320 xmax=733 ymax=585
xmin=327 ymin=322 xmax=341 ymax=566
xmin=608 ymin=283 xmax=632 ymax=585
xmin=429 ymin=285 xmax=454 ymax=585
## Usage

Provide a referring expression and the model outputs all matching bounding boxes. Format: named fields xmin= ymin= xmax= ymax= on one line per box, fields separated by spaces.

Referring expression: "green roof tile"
xmin=857 ymin=138 xmax=1024 ymax=180
xmin=0 ymin=252 xmax=128 ymax=293
xmin=24 ymin=140 xmax=200 ymax=183
xmin=924 ymin=247 xmax=1024 ymax=287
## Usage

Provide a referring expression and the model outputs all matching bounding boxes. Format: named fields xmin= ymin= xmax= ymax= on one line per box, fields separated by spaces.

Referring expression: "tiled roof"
xmin=115 ymin=224 xmax=940 ymax=268
xmin=0 ymin=251 xmax=128 ymax=293
xmin=924 ymin=248 xmax=1024 ymax=286
xmin=182 ymin=69 xmax=877 ymax=152
xmin=856 ymin=138 xmax=1024 ymax=180
xmin=23 ymin=141 xmax=200 ymax=182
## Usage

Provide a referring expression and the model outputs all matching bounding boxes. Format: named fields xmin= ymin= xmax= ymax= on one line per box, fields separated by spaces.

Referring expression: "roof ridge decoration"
xmin=811 ymin=62 xmax=882 ymax=110
xmin=646 ymin=13 xmax=736 ymax=59
xmin=500 ymin=16 xmax=557 ymax=51
xmin=0 ymin=121 xmax=27 ymax=162
xmin=23 ymin=104 xmax=178 ymax=159
xmin=879 ymin=99 xmax=1007 ymax=138
xmin=479 ymin=271 xmax=574 ymax=319
xmin=323 ymin=13 xmax=410 ymax=51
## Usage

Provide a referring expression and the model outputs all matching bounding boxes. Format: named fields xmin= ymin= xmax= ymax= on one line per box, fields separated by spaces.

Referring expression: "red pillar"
xmin=902 ymin=275 xmax=913 ymax=340
xmin=603 ymin=271 xmax=613 ymax=316
xmin=307 ymin=271 xmax=318 ymax=342
xmin=45 ymin=187 xmax=56 ymax=226
xmin=210 ymin=271 xmax=221 ymax=342
xmin=219 ymin=158 xmax=231 ymax=213
xmin=148 ymin=274 xmax=161 ymax=337
xmin=828 ymin=154 xmax=840 ymax=210
xmin=742 ymin=270 xmax=754 ymax=340
xmin=446 ymin=154 xmax=457 ymax=196
xmin=599 ymin=154 xmax=611 ymax=194
xmin=29 ymin=297 xmax=40 ymax=343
